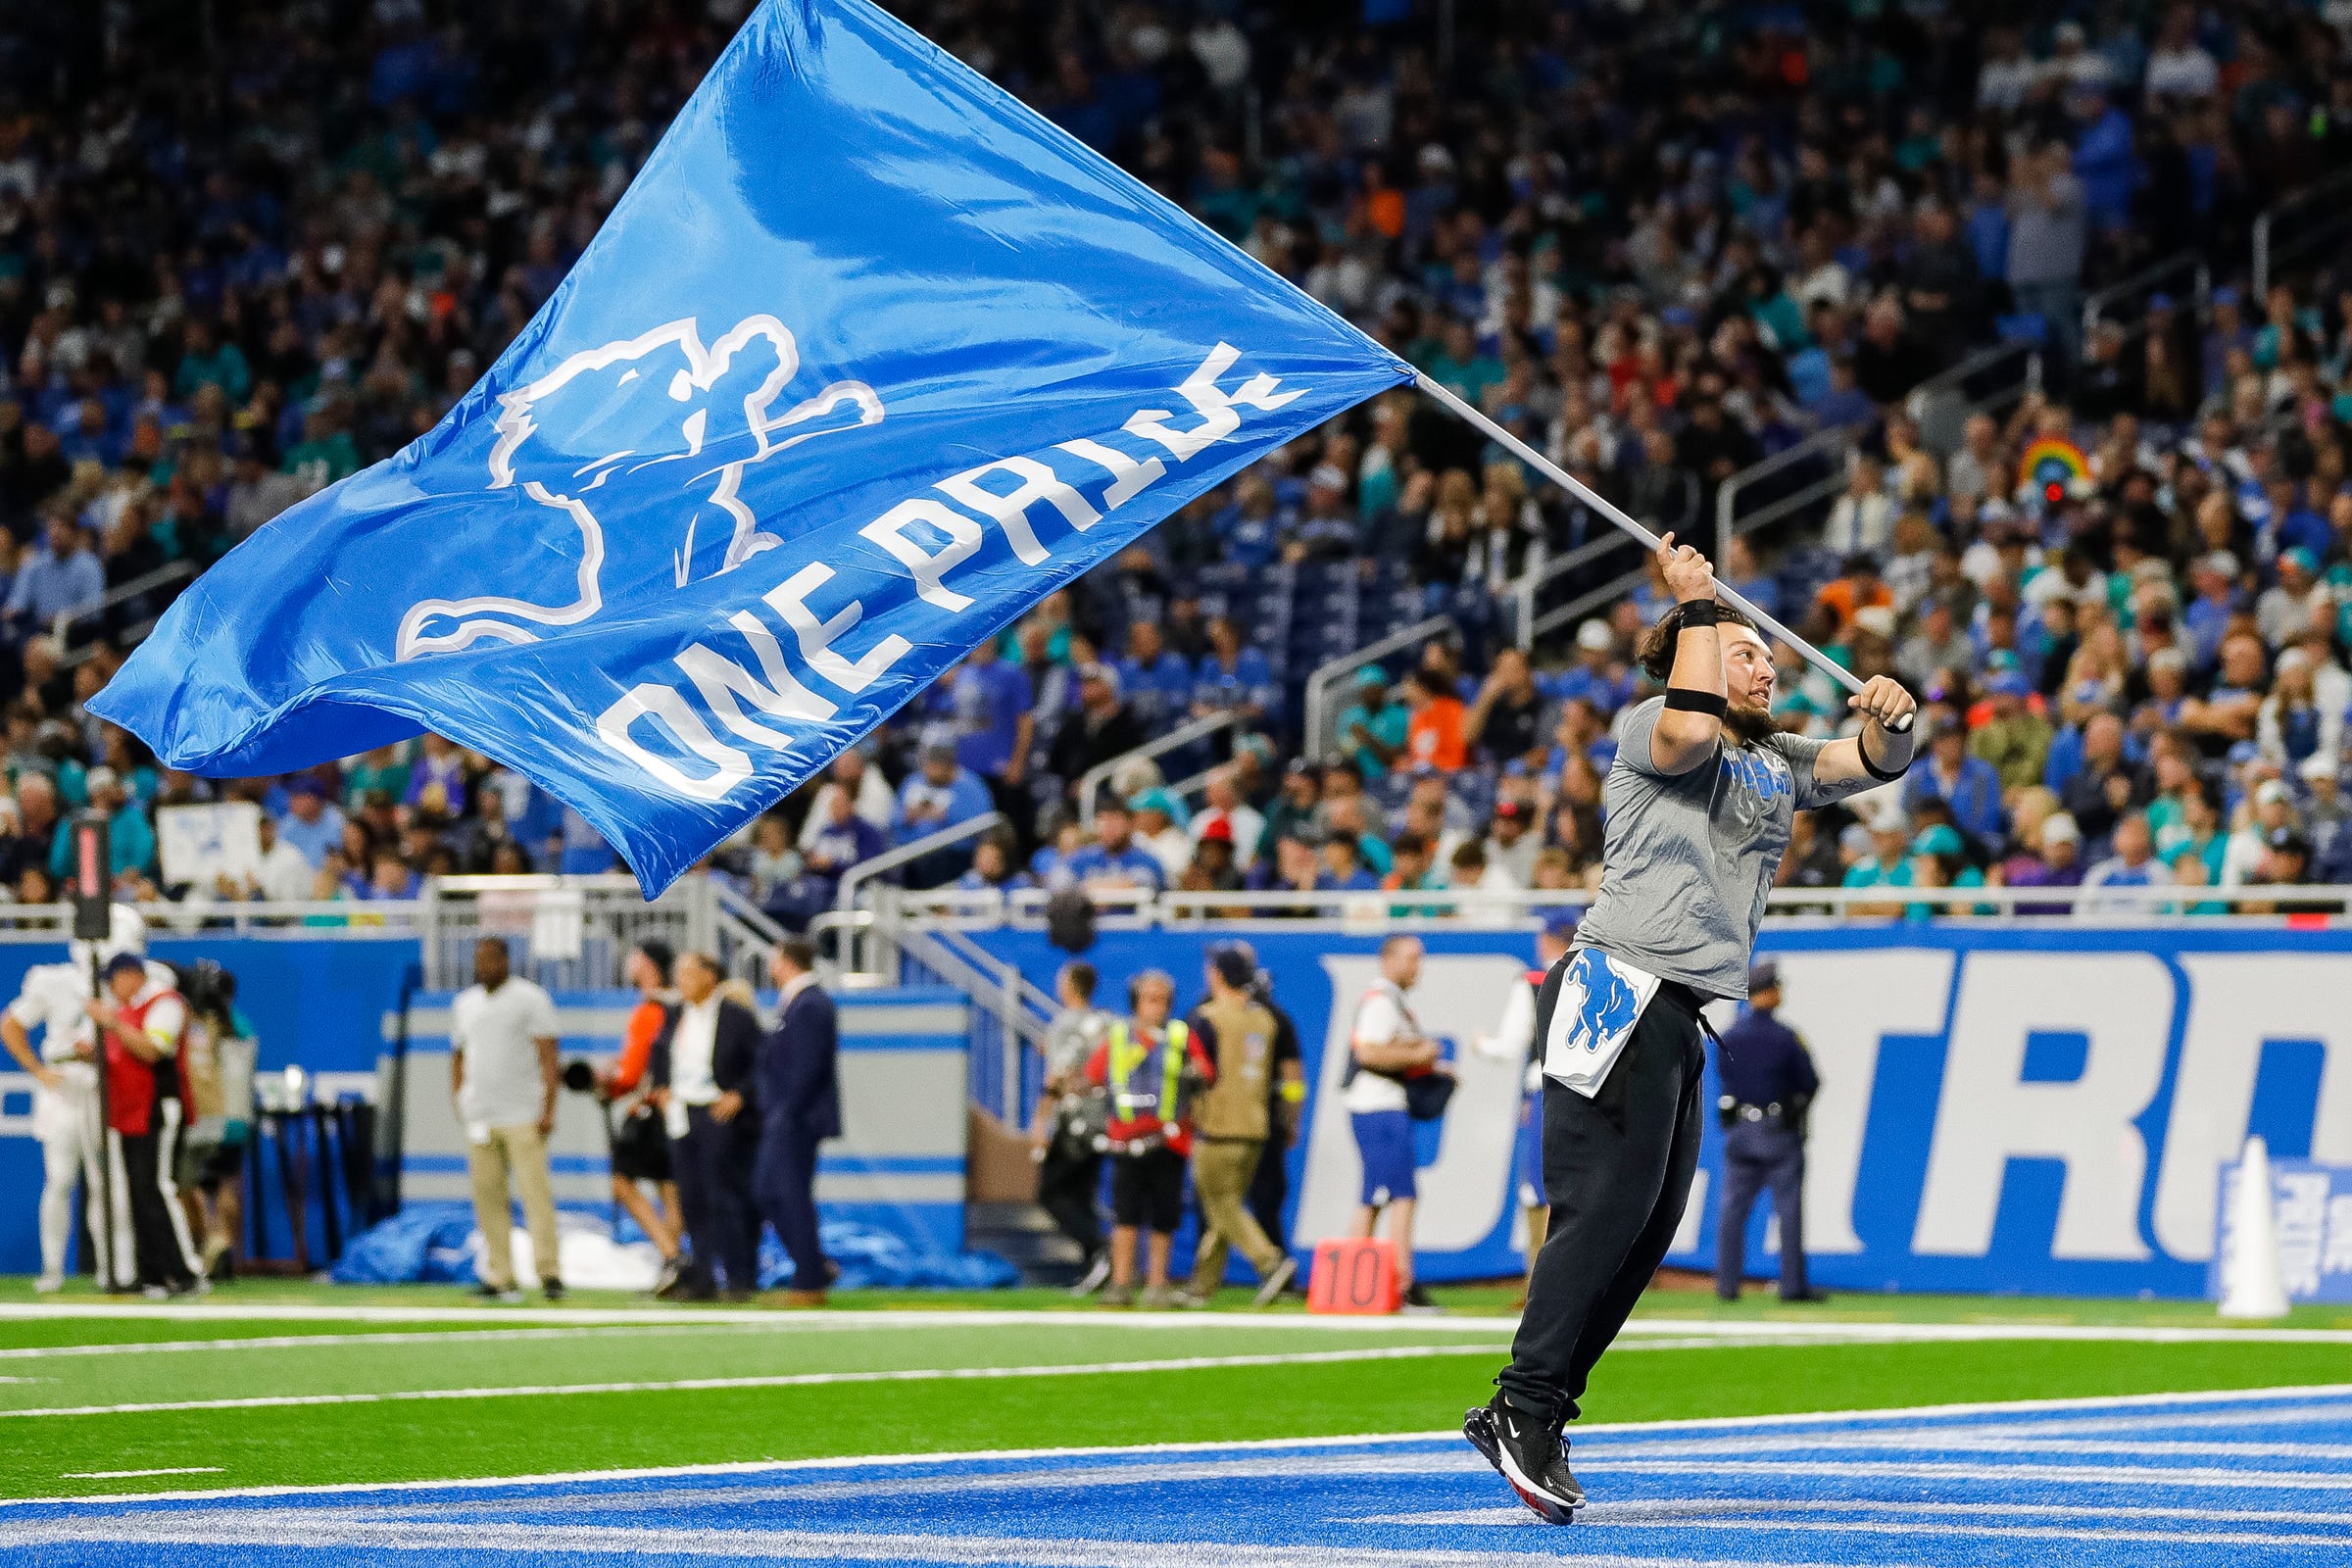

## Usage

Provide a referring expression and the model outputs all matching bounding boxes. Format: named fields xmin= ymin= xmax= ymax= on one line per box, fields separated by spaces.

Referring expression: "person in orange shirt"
xmin=1404 ymin=669 xmax=1468 ymax=772
xmin=600 ymin=939 xmax=686 ymax=1296
xmin=1812 ymin=553 xmax=1894 ymax=636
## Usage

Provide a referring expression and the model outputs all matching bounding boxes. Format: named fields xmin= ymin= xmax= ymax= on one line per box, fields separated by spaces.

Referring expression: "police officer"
xmin=1712 ymin=958 xmax=1825 ymax=1303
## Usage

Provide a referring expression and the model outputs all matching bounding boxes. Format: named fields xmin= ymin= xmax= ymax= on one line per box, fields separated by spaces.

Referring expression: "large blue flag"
xmin=92 ymin=0 xmax=1410 ymax=891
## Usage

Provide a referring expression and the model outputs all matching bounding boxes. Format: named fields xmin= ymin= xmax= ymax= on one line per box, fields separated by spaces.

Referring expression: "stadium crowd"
xmin=1 ymin=3 xmax=2351 ymax=918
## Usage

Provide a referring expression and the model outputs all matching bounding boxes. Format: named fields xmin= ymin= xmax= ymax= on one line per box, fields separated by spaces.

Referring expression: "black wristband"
xmin=1858 ymin=731 xmax=1909 ymax=782
xmin=1675 ymin=601 xmax=1720 ymax=628
xmin=1664 ymin=687 xmax=1728 ymax=717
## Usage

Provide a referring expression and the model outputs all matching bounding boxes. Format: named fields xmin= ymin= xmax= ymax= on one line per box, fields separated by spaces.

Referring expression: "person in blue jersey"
xmin=1065 ymin=799 xmax=1166 ymax=895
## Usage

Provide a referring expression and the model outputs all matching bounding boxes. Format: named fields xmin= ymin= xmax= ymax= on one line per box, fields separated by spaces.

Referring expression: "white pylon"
xmin=2219 ymin=1135 xmax=2290 ymax=1320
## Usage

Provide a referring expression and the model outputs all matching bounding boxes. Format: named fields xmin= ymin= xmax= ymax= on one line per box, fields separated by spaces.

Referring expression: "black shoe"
xmin=1465 ymin=1394 xmax=1584 ymax=1524
xmin=1401 ymin=1282 xmax=1441 ymax=1314
xmin=1781 ymin=1288 xmax=1832 ymax=1303
xmin=542 ymin=1278 xmax=567 ymax=1302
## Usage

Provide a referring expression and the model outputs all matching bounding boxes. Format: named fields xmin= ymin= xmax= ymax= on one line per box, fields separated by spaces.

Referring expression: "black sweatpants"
xmin=1037 ymin=1144 xmax=1103 ymax=1261
xmin=1498 ymin=979 xmax=1707 ymax=1424
xmin=115 ymin=1122 xmax=197 ymax=1293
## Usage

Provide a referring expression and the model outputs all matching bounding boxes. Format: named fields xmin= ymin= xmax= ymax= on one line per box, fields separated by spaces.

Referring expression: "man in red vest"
xmin=85 ymin=952 xmax=202 ymax=1295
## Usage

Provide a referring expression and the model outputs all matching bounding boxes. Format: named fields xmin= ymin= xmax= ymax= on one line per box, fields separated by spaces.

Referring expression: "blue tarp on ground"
xmin=331 ymin=1201 xmax=1014 ymax=1291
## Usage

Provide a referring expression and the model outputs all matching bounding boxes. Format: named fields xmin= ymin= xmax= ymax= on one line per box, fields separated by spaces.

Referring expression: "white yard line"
xmin=5 ymin=1299 xmax=2350 ymax=1344
xmin=57 ymin=1468 xmax=222 ymax=1481
xmin=5 ymin=1382 xmax=2349 ymax=1510
xmin=0 ymin=1342 xmax=1513 ymax=1420
xmin=0 ymin=1516 xmax=1894 ymax=1568
xmin=0 ymin=1323 xmax=892 ymax=1360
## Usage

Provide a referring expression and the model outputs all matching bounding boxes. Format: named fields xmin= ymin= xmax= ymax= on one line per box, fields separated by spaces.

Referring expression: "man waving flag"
xmin=92 ymin=0 xmax=1411 ymax=890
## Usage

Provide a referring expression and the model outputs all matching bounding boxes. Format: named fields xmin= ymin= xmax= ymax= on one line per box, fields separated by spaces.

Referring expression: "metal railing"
xmin=51 ymin=560 xmax=198 ymax=660
xmin=1076 ymin=711 xmax=1237 ymax=825
xmin=893 ymin=919 xmax=1056 ymax=1121
xmin=1900 ymin=340 xmax=2042 ymax=458
xmin=710 ymin=879 xmax=790 ymax=982
xmin=1508 ymin=530 xmax=1641 ymax=652
xmin=835 ymin=810 xmax=1004 ymax=913
xmin=1300 ymin=614 xmax=1448 ymax=762
xmin=2082 ymin=249 xmax=2210 ymax=341
xmin=417 ymin=874 xmax=715 ymax=989
xmin=1713 ymin=422 xmax=1866 ymax=563
xmin=885 ymin=881 xmax=2350 ymax=924
xmin=2252 ymin=167 xmax=2352 ymax=299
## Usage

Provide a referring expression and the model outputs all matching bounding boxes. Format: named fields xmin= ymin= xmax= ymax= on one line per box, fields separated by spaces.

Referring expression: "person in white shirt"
xmin=1190 ymin=766 xmax=1266 ymax=870
xmin=3 ymin=960 xmax=115 ymax=1291
xmin=652 ymin=951 xmax=766 ymax=1300
xmin=449 ymin=937 xmax=564 ymax=1301
xmin=1474 ymin=921 xmax=1577 ymax=1303
xmin=0 ymin=904 xmax=154 ymax=1291
xmin=249 ymin=812 xmax=317 ymax=904
xmin=1345 ymin=935 xmax=1445 ymax=1310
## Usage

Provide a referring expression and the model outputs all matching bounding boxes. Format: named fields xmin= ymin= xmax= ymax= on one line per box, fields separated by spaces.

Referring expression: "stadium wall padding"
xmin=960 ymin=924 xmax=2352 ymax=1299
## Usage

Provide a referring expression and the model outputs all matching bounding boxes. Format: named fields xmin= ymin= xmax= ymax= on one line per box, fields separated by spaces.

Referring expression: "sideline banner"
xmin=962 ymin=924 xmax=2352 ymax=1297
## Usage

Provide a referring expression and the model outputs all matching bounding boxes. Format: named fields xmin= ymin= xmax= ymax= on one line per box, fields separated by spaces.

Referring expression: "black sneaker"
xmin=1401 ymin=1282 xmax=1442 ymax=1314
xmin=542 ymin=1278 xmax=567 ymax=1302
xmin=1465 ymin=1394 xmax=1584 ymax=1524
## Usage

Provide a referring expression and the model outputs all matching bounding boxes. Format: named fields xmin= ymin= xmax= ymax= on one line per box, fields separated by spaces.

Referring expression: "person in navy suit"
xmin=650 ymin=952 xmax=765 ymax=1300
xmin=760 ymin=936 xmax=841 ymax=1305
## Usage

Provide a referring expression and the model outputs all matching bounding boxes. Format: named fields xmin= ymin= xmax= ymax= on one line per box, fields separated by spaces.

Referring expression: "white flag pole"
xmin=1411 ymin=370 xmax=1911 ymax=732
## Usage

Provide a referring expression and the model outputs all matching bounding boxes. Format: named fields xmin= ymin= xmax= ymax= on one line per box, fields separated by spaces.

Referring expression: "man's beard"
xmin=1724 ymin=698 xmax=1777 ymax=747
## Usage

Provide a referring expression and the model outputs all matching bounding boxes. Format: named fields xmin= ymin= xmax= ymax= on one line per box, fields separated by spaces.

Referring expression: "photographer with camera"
xmin=1031 ymin=960 xmax=1112 ymax=1296
xmin=173 ymin=961 xmax=257 ymax=1283
xmin=1083 ymin=968 xmax=1214 ymax=1308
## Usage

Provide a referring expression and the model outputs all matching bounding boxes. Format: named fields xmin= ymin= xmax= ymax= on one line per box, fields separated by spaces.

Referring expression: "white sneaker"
xmin=31 ymin=1274 xmax=63 ymax=1295
xmin=1068 ymin=1253 xmax=1111 ymax=1298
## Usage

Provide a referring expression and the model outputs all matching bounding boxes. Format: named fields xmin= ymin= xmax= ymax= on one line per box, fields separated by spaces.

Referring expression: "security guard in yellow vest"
xmin=1180 ymin=946 xmax=1303 ymax=1308
xmin=1083 ymin=969 xmax=1215 ymax=1308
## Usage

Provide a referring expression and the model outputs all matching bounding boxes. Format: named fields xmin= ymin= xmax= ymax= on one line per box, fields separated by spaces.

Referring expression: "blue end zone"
xmin=9 ymin=1387 xmax=2352 ymax=1564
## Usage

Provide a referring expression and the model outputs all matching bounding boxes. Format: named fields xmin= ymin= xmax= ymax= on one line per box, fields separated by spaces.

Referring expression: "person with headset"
xmin=1082 ymin=969 xmax=1214 ymax=1308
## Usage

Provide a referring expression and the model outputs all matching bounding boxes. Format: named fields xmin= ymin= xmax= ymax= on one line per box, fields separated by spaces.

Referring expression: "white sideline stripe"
xmin=1372 ymin=1506 xmax=2352 ymax=1550
xmin=57 ymin=1468 xmax=221 ymax=1481
xmin=0 ymin=1323 xmax=901 ymax=1361
xmin=0 ymin=1516 xmax=1901 ymax=1568
xmin=1596 ymin=1457 xmax=2352 ymax=1493
xmin=1373 ymin=1497 xmax=2352 ymax=1529
xmin=0 ymin=1343 xmax=1513 ymax=1420
xmin=9 ymin=1383 xmax=2349 ymax=1510
xmin=7 ymin=1299 xmax=2352 ymax=1344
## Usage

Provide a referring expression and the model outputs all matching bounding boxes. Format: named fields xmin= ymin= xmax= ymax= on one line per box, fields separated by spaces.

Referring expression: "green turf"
xmin=1 ymin=1278 xmax=2348 ymax=1500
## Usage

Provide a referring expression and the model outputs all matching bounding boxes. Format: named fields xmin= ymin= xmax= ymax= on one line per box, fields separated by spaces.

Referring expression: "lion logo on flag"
xmin=395 ymin=316 xmax=882 ymax=662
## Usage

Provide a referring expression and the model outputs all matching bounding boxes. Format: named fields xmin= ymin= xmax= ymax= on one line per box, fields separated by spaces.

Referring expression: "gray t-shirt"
xmin=1576 ymin=698 xmax=1868 ymax=999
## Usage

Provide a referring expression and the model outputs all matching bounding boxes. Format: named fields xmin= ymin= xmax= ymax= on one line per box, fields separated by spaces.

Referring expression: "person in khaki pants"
xmin=450 ymin=938 xmax=564 ymax=1302
xmin=1181 ymin=946 xmax=1301 ymax=1308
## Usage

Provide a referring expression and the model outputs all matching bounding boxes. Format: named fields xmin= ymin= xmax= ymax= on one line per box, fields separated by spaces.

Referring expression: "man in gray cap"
xmin=1466 ymin=536 xmax=1913 ymax=1523
xmin=1711 ymin=958 xmax=1823 ymax=1303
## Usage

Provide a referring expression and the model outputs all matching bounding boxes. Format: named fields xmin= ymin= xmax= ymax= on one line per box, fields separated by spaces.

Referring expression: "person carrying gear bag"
xmin=1083 ymin=969 xmax=1215 ymax=1308
xmin=1345 ymin=934 xmax=1448 ymax=1313
xmin=1180 ymin=946 xmax=1300 ymax=1308
xmin=1032 ymin=961 xmax=1114 ymax=1296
